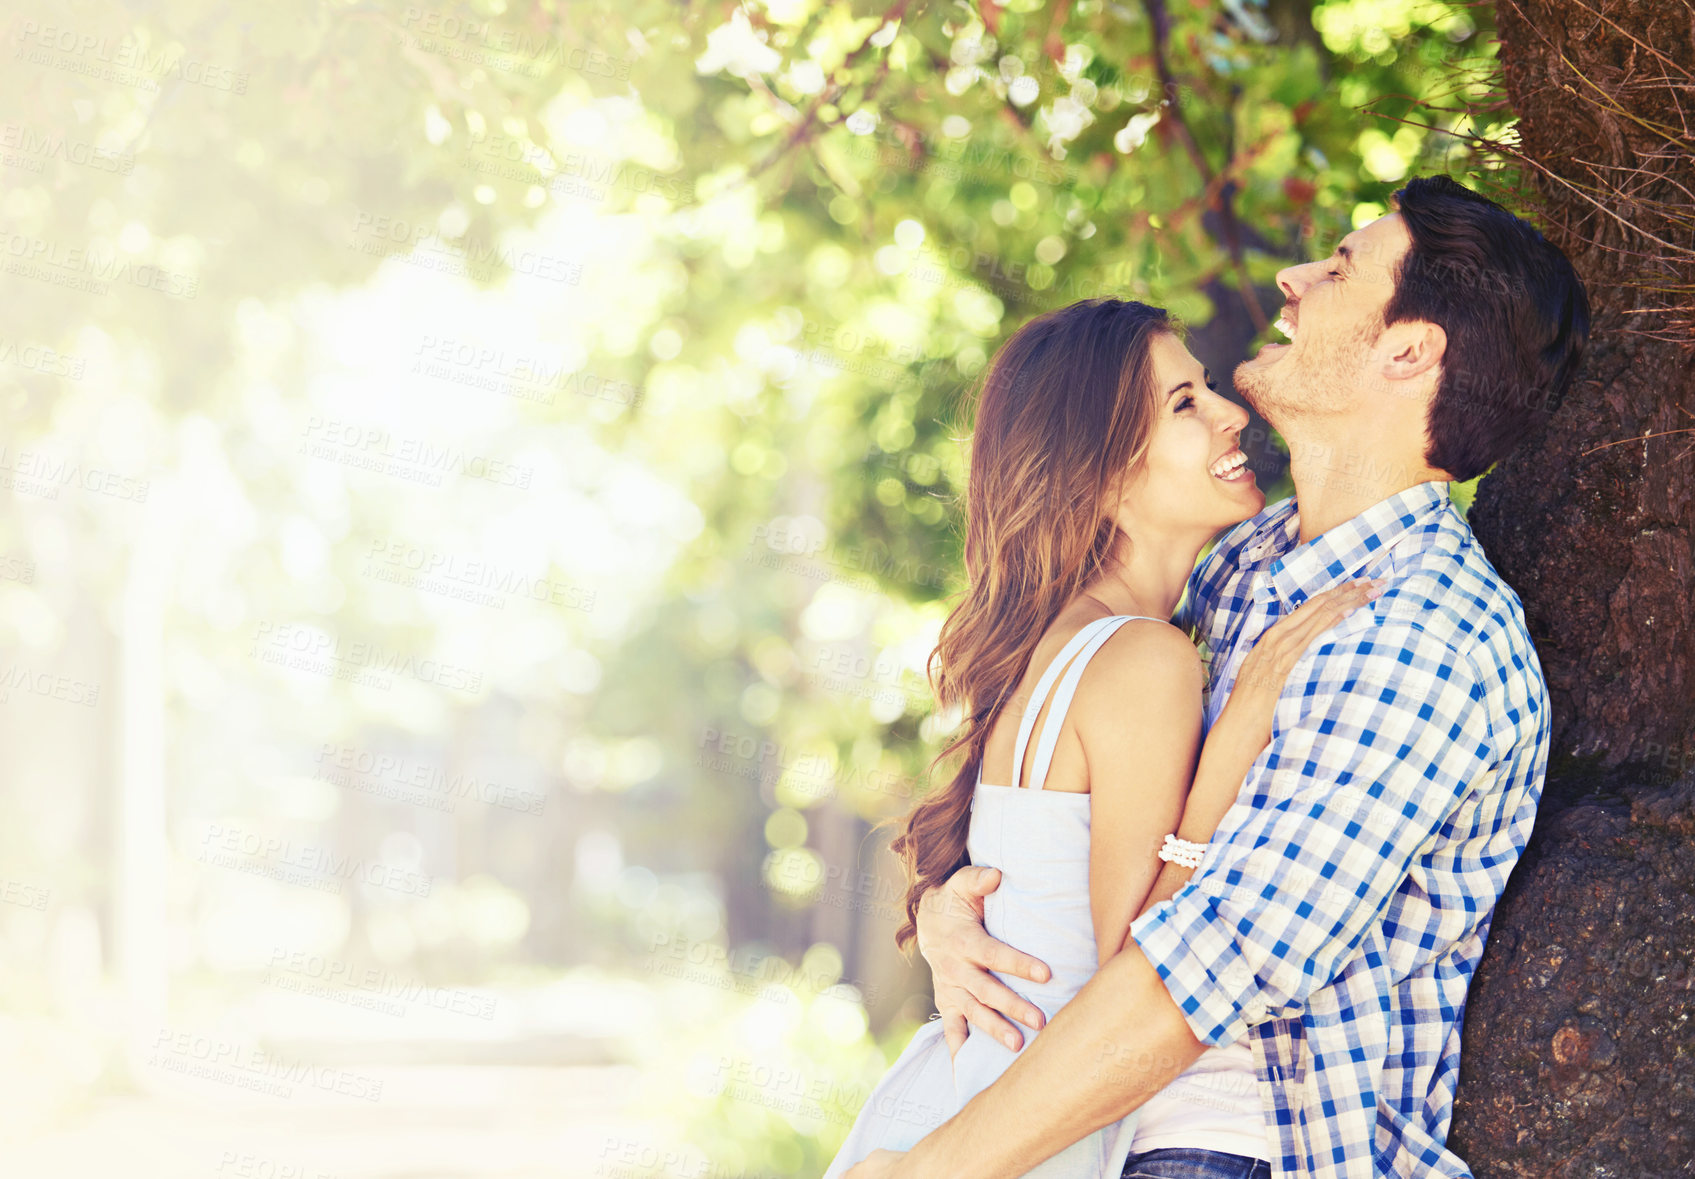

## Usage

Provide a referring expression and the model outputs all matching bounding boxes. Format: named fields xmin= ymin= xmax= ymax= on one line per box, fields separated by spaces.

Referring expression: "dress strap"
xmin=1027 ymin=616 xmax=1167 ymax=791
xmin=1006 ymin=617 xmax=1116 ymax=792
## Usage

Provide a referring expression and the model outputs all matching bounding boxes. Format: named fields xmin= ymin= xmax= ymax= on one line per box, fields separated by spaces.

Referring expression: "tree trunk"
xmin=1451 ymin=0 xmax=1695 ymax=1173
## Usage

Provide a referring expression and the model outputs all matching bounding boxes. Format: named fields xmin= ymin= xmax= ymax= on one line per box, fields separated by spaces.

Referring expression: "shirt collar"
xmin=1247 ymin=480 xmax=1451 ymax=608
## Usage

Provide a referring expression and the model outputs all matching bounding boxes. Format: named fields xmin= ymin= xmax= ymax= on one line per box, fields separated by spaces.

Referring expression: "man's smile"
xmin=1250 ymin=302 xmax=1299 ymax=364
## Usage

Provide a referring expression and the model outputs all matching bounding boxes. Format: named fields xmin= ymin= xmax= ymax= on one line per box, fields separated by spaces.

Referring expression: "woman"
xmin=822 ymin=299 xmax=1379 ymax=1179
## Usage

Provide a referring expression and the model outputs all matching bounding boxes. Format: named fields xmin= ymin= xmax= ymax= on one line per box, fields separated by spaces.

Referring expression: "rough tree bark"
xmin=1451 ymin=0 xmax=1695 ymax=1174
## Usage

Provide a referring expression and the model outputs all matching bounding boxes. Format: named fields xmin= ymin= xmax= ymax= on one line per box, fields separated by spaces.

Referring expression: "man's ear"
xmin=1377 ymin=320 xmax=1446 ymax=383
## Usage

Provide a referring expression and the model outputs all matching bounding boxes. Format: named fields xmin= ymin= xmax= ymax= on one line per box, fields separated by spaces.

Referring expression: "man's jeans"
xmin=1121 ymin=1147 xmax=1272 ymax=1179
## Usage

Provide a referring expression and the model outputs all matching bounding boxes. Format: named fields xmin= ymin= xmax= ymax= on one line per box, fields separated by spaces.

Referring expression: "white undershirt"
xmin=1126 ymin=1039 xmax=1269 ymax=1160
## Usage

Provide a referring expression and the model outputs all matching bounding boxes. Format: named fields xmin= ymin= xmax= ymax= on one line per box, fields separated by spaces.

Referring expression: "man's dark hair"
xmin=1385 ymin=175 xmax=1590 ymax=481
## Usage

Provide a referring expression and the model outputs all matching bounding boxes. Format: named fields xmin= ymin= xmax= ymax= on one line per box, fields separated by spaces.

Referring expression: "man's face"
xmin=1234 ymin=212 xmax=1413 ymax=428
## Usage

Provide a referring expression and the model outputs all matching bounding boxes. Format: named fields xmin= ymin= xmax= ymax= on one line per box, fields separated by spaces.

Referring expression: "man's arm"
xmin=1128 ymin=619 xmax=1502 ymax=1046
xmin=897 ymin=942 xmax=1204 ymax=1179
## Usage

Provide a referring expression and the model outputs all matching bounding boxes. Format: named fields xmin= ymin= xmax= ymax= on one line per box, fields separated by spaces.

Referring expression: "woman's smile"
xmin=1209 ymin=448 xmax=1254 ymax=484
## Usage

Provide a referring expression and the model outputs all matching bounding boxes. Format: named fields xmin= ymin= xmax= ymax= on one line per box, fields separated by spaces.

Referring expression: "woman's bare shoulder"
xmin=1069 ymin=617 xmax=1204 ymax=725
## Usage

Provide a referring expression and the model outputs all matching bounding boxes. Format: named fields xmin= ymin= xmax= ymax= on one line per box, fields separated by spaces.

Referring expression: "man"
xmin=844 ymin=176 xmax=1590 ymax=1179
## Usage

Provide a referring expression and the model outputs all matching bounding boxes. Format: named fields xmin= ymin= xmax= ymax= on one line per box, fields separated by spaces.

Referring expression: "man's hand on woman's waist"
xmin=916 ymin=864 xmax=1051 ymax=1054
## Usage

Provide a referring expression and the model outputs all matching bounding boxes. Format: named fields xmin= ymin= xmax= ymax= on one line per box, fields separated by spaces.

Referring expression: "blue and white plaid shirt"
xmin=1128 ymin=480 xmax=1549 ymax=1178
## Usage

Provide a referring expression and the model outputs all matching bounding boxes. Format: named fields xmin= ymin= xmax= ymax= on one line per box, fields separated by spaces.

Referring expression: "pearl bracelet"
xmin=1158 ymin=833 xmax=1208 ymax=869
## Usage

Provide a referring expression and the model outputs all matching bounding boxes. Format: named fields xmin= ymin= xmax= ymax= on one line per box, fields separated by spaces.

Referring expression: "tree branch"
xmin=746 ymin=0 xmax=917 ymax=182
xmin=1140 ymin=0 xmax=1268 ymax=332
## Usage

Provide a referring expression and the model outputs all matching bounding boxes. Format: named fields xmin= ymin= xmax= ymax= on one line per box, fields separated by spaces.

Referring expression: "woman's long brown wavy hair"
xmin=887 ymin=298 xmax=1173 ymax=953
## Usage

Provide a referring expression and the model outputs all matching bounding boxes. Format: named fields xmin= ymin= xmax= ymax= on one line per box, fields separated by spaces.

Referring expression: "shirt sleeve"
xmin=1128 ymin=619 xmax=1500 ymax=1047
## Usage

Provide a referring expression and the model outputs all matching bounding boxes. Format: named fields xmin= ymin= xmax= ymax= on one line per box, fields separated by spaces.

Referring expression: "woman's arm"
xmin=1131 ymin=578 xmax=1385 ymax=924
xmin=1070 ymin=621 xmax=1205 ymax=968
xmin=1130 ymin=705 xmax=1266 ymax=921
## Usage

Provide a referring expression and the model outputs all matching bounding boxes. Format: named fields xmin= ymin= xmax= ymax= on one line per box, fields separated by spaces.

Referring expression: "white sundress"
xmin=823 ymin=615 xmax=1167 ymax=1179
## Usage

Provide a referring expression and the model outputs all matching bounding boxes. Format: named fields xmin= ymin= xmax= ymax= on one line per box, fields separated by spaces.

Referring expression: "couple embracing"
xmin=824 ymin=176 xmax=1590 ymax=1179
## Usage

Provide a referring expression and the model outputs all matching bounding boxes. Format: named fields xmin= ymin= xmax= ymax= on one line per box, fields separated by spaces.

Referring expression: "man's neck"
xmin=1282 ymin=426 xmax=1447 ymax=544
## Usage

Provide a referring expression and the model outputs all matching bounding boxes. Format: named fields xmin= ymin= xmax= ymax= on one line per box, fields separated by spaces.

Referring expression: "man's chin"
xmin=1232 ymin=359 xmax=1279 ymax=419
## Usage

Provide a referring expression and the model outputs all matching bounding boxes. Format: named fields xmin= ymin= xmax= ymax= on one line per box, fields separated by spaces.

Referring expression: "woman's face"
xmin=1117 ymin=332 xmax=1264 ymax=537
